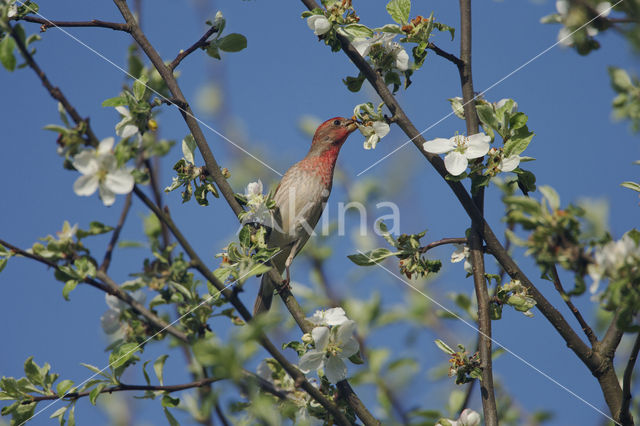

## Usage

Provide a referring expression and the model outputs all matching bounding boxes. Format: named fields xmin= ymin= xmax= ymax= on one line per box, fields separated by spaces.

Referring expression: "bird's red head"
xmin=309 ymin=117 xmax=358 ymax=156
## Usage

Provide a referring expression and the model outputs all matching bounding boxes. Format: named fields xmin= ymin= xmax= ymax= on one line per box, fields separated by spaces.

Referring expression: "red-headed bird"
xmin=253 ymin=117 xmax=358 ymax=314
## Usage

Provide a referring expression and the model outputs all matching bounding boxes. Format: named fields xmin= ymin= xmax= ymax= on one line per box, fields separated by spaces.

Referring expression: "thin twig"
xmin=419 ymin=237 xmax=467 ymax=253
xmin=8 ymin=23 xmax=99 ymax=146
xmin=100 ymin=191 xmax=133 ymax=272
xmin=21 ymin=378 xmax=222 ymax=403
xmin=298 ymin=0 xmax=629 ymax=419
xmin=169 ymin=25 xmax=220 ymax=71
xmin=620 ymin=331 xmax=640 ymax=425
xmin=426 ymin=42 xmax=463 ymax=68
xmin=17 ymin=16 xmax=130 ymax=32
xmin=550 ymin=264 xmax=597 ymax=345
xmin=131 ymin=187 xmax=352 ymax=425
xmin=144 ymin=159 xmax=171 ymax=249
xmin=457 ymin=0 xmax=498 ymax=422
xmin=0 ymin=238 xmax=189 ymax=343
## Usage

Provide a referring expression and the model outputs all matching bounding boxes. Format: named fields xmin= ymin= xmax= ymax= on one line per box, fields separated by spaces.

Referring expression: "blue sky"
xmin=1 ymin=0 xmax=639 ymax=425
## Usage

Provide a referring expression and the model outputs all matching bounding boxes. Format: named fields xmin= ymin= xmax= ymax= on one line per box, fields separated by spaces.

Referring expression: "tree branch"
xmin=458 ymin=0 xmax=497 ymax=422
xmin=621 ymin=331 xmax=640 ymax=426
xmin=169 ymin=25 xmax=220 ymax=71
xmin=17 ymin=16 xmax=130 ymax=32
xmin=550 ymin=264 xmax=597 ymax=345
xmin=427 ymin=42 xmax=463 ymax=69
xmin=8 ymin=23 xmax=99 ymax=146
xmin=0 ymin=238 xmax=189 ymax=343
xmin=100 ymin=191 xmax=133 ymax=272
xmin=22 ymin=377 xmax=222 ymax=403
xmin=419 ymin=237 xmax=467 ymax=253
xmin=298 ymin=0 xmax=631 ymax=420
xmin=112 ymin=0 xmax=243 ymax=219
xmin=131 ymin=187 xmax=353 ymax=425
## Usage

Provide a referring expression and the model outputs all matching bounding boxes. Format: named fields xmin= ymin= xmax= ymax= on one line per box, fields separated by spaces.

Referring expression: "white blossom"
xmin=451 ymin=244 xmax=472 ymax=274
xmin=359 ymin=121 xmax=390 ymax=150
xmin=498 ymin=154 xmax=521 ymax=172
xmin=307 ymin=15 xmax=331 ymax=36
xmin=423 ymin=133 xmax=491 ymax=176
xmin=55 ymin=221 xmax=78 ymax=242
xmin=308 ymin=307 xmax=349 ymax=326
xmin=101 ymin=288 xmax=146 ymax=335
xmin=588 ymin=233 xmax=640 ymax=294
xmin=494 ymin=98 xmax=518 ymax=113
xmin=244 ymin=180 xmax=263 ymax=204
xmin=555 ymin=1 xmax=610 ymax=46
xmin=299 ymin=321 xmax=360 ymax=384
xmin=115 ymin=106 xmax=141 ymax=141
xmin=7 ymin=1 xmax=17 ymax=18
xmin=436 ymin=408 xmax=481 ymax=426
xmin=352 ymin=33 xmax=410 ymax=71
xmin=72 ymin=137 xmax=135 ymax=206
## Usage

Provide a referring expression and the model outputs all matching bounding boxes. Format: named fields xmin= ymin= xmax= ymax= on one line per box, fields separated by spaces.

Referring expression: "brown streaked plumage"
xmin=253 ymin=117 xmax=357 ymax=314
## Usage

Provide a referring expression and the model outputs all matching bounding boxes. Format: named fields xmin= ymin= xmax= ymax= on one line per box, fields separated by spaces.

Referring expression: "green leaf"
xmin=56 ymin=379 xmax=75 ymax=397
xmin=80 ymin=363 xmax=111 ymax=380
xmin=109 ymin=342 xmax=140 ymax=370
xmin=101 ymin=96 xmax=128 ymax=107
xmin=621 ymin=181 xmax=640 ymax=193
xmin=386 ymin=0 xmax=411 ymax=24
xmin=133 ymin=75 xmax=148 ymax=101
xmin=218 ymin=33 xmax=247 ymax=52
xmin=62 ymin=280 xmax=79 ymax=301
xmin=503 ymin=196 xmax=541 ymax=215
xmin=77 ymin=221 xmax=114 ymax=239
xmin=608 ymin=67 xmax=633 ymax=92
xmin=339 ymin=24 xmax=374 ymax=39
xmin=505 ymin=126 xmax=534 ymax=156
xmin=476 ymin=104 xmax=499 ymax=130
xmin=239 ymin=225 xmax=251 ymax=248
xmin=206 ymin=44 xmax=221 ymax=60
xmin=509 ymin=112 xmax=528 ymax=129
xmin=374 ymin=24 xmax=403 ymax=34
xmin=539 ymin=185 xmax=560 ymax=211
xmin=0 ymin=258 xmax=7 ymax=273
xmin=161 ymin=394 xmax=180 ymax=408
xmin=49 ymin=406 xmax=67 ymax=421
xmin=164 ymin=408 xmax=180 ymax=426
xmin=343 ymin=74 xmax=366 ymax=92
xmin=434 ymin=339 xmax=455 ymax=355
xmin=0 ymin=34 xmax=17 ymax=72
xmin=181 ymin=134 xmax=196 ymax=164
xmin=193 ymin=339 xmax=218 ymax=366
xmin=347 ymin=248 xmax=397 ymax=266
xmin=153 ymin=354 xmax=169 ymax=386
xmin=24 ymin=357 xmax=44 ymax=387
xmin=89 ymin=383 xmax=107 ymax=405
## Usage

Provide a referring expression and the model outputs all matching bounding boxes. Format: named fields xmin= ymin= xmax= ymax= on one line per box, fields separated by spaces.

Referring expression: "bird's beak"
xmin=345 ymin=119 xmax=358 ymax=133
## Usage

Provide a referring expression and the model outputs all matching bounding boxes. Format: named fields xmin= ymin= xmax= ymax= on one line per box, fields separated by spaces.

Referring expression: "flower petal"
xmin=311 ymin=326 xmax=330 ymax=351
xmin=464 ymin=134 xmax=491 ymax=159
xmin=99 ymin=183 xmax=116 ymax=206
xmin=97 ymin=137 xmax=115 ymax=155
xmin=105 ymin=169 xmax=135 ymax=195
xmin=324 ymin=307 xmax=349 ymax=326
xmin=324 ymin=355 xmax=347 ymax=384
xmin=299 ymin=350 xmax=324 ymax=373
xmin=119 ymin=124 xmax=139 ymax=139
xmin=72 ymin=150 xmax=98 ymax=175
xmin=444 ymin=151 xmax=468 ymax=176
xmin=394 ymin=48 xmax=410 ymax=71
xmin=352 ymin=37 xmax=372 ymax=57
xmin=101 ymin=309 xmax=122 ymax=334
xmin=372 ymin=121 xmax=390 ymax=138
xmin=423 ymin=138 xmax=454 ymax=154
xmin=499 ymin=155 xmax=520 ymax=172
xmin=115 ymin=106 xmax=131 ymax=118
xmin=73 ymin=174 xmax=99 ymax=196
xmin=451 ymin=245 xmax=466 ymax=263
xmin=307 ymin=15 xmax=331 ymax=35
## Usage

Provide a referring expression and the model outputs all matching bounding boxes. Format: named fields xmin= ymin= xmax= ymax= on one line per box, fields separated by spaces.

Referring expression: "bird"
xmin=253 ymin=117 xmax=358 ymax=314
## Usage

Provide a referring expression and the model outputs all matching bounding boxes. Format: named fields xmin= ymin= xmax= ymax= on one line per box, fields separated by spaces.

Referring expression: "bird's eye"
xmin=333 ymin=119 xmax=341 ymax=126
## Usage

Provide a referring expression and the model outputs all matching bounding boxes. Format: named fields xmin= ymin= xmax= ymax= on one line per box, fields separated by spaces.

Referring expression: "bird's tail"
xmin=253 ymin=272 xmax=277 ymax=315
